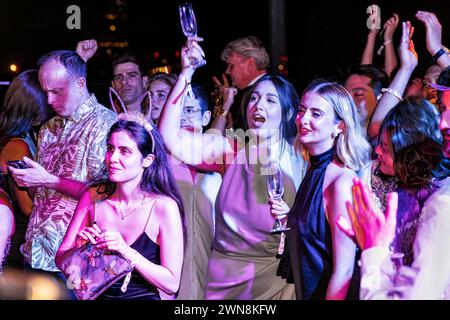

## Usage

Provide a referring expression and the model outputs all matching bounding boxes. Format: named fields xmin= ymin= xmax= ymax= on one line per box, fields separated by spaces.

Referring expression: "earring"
xmin=331 ymin=132 xmax=335 ymax=139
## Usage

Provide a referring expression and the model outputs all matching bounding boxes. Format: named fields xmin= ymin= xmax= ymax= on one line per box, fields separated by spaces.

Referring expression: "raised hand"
xmin=181 ymin=37 xmax=205 ymax=70
xmin=76 ymin=39 xmax=98 ymax=62
xmin=336 ymin=177 xmax=398 ymax=250
xmin=399 ymin=21 xmax=418 ymax=70
xmin=416 ymin=11 xmax=443 ymax=55
xmin=212 ymin=74 xmax=237 ymax=109
xmin=383 ymin=13 xmax=400 ymax=41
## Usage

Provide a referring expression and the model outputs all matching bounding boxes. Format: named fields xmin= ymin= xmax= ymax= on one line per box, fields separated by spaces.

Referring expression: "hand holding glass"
xmin=179 ymin=3 xmax=206 ymax=68
xmin=266 ymin=163 xmax=290 ymax=233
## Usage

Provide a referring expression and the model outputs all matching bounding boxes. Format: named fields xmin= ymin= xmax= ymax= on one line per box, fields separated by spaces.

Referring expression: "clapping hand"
xmin=336 ymin=177 xmax=398 ymax=250
xmin=212 ymin=74 xmax=238 ymax=108
xmin=399 ymin=21 xmax=418 ymax=69
xmin=416 ymin=11 xmax=443 ymax=56
xmin=383 ymin=13 xmax=400 ymax=42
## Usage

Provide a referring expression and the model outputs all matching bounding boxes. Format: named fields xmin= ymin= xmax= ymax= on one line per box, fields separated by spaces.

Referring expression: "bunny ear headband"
xmin=109 ymin=87 xmax=155 ymax=153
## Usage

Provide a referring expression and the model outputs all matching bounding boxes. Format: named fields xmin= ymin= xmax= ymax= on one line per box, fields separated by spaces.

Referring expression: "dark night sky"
xmin=1 ymin=0 xmax=449 ymax=104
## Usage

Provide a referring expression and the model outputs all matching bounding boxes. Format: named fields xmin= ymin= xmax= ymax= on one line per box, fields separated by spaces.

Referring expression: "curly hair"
xmin=395 ymin=140 xmax=442 ymax=193
xmin=380 ymin=99 xmax=448 ymax=205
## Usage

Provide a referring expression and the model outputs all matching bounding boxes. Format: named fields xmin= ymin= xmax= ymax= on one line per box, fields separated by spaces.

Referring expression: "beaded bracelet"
xmin=376 ymin=39 xmax=393 ymax=56
xmin=381 ymin=88 xmax=403 ymax=101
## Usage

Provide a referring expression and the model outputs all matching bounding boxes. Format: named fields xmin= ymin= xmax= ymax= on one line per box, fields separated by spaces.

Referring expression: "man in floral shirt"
xmin=9 ymin=50 xmax=117 ymax=292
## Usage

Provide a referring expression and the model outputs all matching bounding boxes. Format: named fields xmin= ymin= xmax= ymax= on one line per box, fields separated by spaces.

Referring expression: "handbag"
xmin=57 ymin=241 xmax=133 ymax=300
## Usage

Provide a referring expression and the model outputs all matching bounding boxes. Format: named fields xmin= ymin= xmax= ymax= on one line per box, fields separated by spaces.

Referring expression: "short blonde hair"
xmin=296 ymin=80 xmax=371 ymax=171
xmin=221 ymin=36 xmax=270 ymax=70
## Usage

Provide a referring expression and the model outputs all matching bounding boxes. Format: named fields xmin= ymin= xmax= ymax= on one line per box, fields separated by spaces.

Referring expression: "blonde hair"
xmin=221 ymin=36 xmax=270 ymax=70
xmin=296 ymin=80 xmax=371 ymax=171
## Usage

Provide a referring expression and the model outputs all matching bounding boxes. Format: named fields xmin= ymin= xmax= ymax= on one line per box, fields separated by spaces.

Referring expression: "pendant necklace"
xmin=115 ymin=196 xmax=144 ymax=220
xmin=117 ymin=201 xmax=138 ymax=220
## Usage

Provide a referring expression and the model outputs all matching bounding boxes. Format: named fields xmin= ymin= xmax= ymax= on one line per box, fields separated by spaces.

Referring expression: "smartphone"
xmin=7 ymin=160 xmax=30 ymax=169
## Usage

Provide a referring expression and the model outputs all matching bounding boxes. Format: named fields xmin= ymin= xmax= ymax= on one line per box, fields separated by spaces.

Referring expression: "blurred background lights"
xmin=9 ymin=64 xmax=18 ymax=73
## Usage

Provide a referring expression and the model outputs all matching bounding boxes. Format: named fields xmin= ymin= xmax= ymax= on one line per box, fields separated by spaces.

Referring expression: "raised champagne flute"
xmin=266 ymin=162 xmax=290 ymax=233
xmin=179 ymin=2 xmax=206 ymax=68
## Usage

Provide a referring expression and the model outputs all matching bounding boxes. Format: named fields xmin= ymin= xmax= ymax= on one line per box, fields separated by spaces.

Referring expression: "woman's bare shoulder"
xmin=151 ymin=194 xmax=178 ymax=209
xmin=328 ymin=162 xmax=356 ymax=186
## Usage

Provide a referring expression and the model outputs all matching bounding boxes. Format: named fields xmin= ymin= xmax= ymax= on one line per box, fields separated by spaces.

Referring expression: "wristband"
xmin=377 ymin=39 xmax=393 ymax=56
xmin=432 ymin=48 xmax=446 ymax=62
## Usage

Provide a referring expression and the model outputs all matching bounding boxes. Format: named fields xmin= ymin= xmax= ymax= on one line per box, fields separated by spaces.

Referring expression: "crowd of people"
xmin=0 ymin=9 xmax=450 ymax=300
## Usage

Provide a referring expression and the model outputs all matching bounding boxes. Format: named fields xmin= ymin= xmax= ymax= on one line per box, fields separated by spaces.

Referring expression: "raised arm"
xmin=368 ymin=21 xmax=418 ymax=138
xmin=76 ymin=39 xmax=98 ymax=63
xmin=383 ymin=13 xmax=399 ymax=77
xmin=157 ymin=39 xmax=233 ymax=172
xmin=210 ymin=74 xmax=237 ymax=135
xmin=361 ymin=28 xmax=379 ymax=65
xmin=416 ymin=11 xmax=450 ymax=70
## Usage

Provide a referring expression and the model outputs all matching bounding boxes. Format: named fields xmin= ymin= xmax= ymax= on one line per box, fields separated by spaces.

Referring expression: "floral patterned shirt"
xmin=21 ymin=95 xmax=117 ymax=272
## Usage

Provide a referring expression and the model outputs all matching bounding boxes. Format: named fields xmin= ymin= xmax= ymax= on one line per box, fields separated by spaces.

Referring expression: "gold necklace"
xmin=117 ymin=200 xmax=139 ymax=220
xmin=115 ymin=196 xmax=144 ymax=220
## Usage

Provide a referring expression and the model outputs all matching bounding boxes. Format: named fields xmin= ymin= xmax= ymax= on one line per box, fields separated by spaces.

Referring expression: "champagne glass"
xmin=266 ymin=163 xmax=290 ymax=233
xmin=179 ymin=2 xmax=206 ymax=68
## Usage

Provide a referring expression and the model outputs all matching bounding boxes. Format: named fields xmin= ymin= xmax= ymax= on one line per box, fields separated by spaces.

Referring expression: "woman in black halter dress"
xmin=277 ymin=81 xmax=371 ymax=299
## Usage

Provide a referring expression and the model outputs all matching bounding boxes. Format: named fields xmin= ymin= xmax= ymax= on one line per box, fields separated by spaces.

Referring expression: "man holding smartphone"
xmin=8 ymin=50 xmax=116 ymax=294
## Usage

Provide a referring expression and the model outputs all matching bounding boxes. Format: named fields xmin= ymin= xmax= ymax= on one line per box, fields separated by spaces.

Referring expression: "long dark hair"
xmin=0 ymin=70 xmax=54 ymax=150
xmin=92 ymin=120 xmax=186 ymax=242
xmin=380 ymin=99 xmax=448 ymax=204
xmin=242 ymin=74 xmax=298 ymax=154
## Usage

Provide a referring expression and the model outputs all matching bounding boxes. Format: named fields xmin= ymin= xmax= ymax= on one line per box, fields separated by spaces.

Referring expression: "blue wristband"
xmin=433 ymin=48 xmax=446 ymax=62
